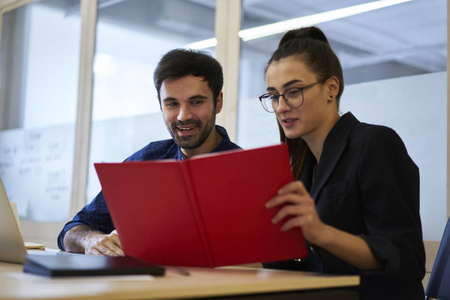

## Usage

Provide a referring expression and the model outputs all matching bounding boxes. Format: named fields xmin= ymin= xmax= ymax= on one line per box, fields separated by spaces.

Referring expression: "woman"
xmin=260 ymin=26 xmax=425 ymax=300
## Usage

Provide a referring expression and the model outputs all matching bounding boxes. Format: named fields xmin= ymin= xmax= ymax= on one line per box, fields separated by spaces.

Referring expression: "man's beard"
xmin=168 ymin=114 xmax=216 ymax=150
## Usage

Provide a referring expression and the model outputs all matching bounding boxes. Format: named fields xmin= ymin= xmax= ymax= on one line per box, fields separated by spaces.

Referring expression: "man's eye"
xmin=191 ymin=100 xmax=203 ymax=105
xmin=165 ymin=102 xmax=178 ymax=107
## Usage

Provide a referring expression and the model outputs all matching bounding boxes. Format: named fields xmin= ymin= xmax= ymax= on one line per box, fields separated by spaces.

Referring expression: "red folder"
xmin=94 ymin=143 xmax=307 ymax=267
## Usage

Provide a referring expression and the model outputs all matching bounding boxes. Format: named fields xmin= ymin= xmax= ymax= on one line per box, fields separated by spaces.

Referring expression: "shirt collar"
xmin=177 ymin=148 xmax=187 ymax=160
xmin=175 ymin=125 xmax=229 ymax=160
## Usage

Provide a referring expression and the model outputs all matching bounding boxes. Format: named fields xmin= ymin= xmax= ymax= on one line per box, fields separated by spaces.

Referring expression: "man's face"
xmin=160 ymin=75 xmax=222 ymax=156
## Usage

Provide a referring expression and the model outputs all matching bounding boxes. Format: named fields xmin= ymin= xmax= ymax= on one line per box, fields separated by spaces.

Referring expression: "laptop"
xmin=0 ymin=177 xmax=166 ymax=277
xmin=0 ymin=177 xmax=28 ymax=264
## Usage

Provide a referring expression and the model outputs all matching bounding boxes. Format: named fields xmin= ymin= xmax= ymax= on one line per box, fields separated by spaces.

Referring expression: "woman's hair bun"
xmin=278 ymin=26 xmax=330 ymax=48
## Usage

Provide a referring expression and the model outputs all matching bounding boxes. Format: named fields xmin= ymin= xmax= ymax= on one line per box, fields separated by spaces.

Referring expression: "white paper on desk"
xmin=7 ymin=272 xmax=155 ymax=282
xmin=24 ymin=242 xmax=45 ymax=250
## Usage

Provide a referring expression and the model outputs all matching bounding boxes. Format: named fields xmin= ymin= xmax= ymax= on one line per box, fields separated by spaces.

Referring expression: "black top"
xmin=264 ymin=112 xmax=425 ymax=300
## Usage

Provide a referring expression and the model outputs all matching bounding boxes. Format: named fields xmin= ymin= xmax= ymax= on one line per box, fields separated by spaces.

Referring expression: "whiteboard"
xmin=0 ymin=112 xmax=170 ymax=222
xmin=0 ymin=125 xmax=75 ymax=221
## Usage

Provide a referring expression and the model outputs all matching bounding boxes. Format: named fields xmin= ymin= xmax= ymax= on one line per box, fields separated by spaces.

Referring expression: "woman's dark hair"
xmin=267 ymin=27 xmax=344 ymax=179
xmin=268 ymin=26 xmax=344 ymax=105
xmin=153 ymin=49 xmax=223 ymax=107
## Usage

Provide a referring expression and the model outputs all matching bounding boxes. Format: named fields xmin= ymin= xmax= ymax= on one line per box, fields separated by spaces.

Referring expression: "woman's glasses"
xmin=258 ymin=81 xmax=321 ymax=113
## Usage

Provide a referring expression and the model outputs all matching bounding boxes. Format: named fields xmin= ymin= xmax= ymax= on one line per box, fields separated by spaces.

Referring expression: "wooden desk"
xmin=0 ymin=261 xmax=359 ymax=299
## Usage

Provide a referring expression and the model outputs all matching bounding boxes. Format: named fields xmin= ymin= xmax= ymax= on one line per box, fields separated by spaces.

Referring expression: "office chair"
xmin=425 ymin=217 xmax=450 ymax=300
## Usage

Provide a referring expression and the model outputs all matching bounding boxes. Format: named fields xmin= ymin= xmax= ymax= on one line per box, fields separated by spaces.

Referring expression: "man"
xmin=57 ymin=49 xmax=241 ymax=256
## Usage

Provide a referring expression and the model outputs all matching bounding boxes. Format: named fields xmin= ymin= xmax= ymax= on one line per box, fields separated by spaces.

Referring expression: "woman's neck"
xmin=304 ymin=112 xmax=340 ymax=163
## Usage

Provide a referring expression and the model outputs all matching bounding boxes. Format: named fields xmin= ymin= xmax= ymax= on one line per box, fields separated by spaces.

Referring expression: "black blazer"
xmin=264 ymin=112 xmax=425 ymax=300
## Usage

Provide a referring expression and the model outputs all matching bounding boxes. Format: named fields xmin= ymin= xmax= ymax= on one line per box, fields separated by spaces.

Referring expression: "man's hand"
xmin=81 ymin=230 xmax=124 ymax=256
xmin=63 ymin=225 xmax=124 ymax=256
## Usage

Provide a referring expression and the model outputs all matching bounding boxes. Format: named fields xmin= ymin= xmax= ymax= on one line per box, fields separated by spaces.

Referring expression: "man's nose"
xmin=177 ymin=105 xmax=193 ymax=121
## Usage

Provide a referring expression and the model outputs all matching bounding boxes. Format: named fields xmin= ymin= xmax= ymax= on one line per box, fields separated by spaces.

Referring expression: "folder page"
xmin=179 ymin=162 xmax=215 ymax=267
xmin=96 ymin=161 xmax=210 ymax=267
xmin=187 ymin=144 xmax=307 ymax=266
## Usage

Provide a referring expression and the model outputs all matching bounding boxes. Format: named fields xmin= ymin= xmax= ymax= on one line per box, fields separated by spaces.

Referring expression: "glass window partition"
xmin=87 ymin=0 xmax=216 ymax=203
xmin=0 ymin=0 xmax=81 ymax=222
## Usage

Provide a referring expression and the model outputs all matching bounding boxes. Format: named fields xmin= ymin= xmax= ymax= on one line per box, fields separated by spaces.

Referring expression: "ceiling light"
xmin=185 ymin=0 xmax=412 ymax=49
xmin=239 ymin=0 xmax=412 ymax=41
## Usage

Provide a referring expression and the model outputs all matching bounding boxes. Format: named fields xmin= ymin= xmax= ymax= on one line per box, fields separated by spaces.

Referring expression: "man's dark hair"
xmin=153 ymin=49 xmax=223 ymax=106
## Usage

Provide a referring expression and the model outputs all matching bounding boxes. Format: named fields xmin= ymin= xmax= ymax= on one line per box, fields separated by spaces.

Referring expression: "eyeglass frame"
xmin=258 ymin=81 xmax=322 ymax=113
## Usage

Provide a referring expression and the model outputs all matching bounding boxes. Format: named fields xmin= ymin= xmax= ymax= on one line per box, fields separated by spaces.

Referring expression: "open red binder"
xmin=95 ymin=143 xmax=307 ymax=267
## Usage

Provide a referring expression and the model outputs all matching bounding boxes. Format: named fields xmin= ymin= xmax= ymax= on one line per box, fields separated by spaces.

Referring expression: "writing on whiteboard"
xmin=0 ymin=125 xmax=74 ymax=221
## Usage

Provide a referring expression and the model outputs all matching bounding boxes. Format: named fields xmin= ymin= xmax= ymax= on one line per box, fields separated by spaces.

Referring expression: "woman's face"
xmin=265 ymin=56 xmax=336 ymax=142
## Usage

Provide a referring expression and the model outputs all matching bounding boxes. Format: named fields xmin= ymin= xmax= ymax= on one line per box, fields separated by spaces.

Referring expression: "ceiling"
xmin=43 ymin=0 xmax=447 ymax=85
xmin=194 ymin=0 xmax=447 ymax=84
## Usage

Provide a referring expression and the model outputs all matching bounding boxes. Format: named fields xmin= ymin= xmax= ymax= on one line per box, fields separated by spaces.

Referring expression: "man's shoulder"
xmin=127 ymin=139 xmax=178 ymax=161
xmin=214 ymin=125 xmax=242 ymax=152
xmin=215 ymin=140 xmax=241 ymax=152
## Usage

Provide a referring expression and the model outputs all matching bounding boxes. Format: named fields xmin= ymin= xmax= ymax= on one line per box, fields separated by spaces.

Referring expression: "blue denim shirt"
xmin=57 ymin=125 xmax=240 ymax=250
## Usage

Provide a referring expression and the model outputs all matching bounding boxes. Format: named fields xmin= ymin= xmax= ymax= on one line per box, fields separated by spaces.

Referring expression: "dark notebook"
xmin=23 ymin=254 xmax=165 ymax=277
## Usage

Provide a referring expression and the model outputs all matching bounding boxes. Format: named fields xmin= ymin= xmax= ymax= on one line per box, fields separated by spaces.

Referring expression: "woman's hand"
xmin=265 ymin=181 xmax=328 ymax=245
xmin=266 ymin=181 xmax=381 ymax=270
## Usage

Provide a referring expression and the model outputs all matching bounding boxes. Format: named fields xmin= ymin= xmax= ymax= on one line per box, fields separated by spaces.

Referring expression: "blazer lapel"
xmin=310 ymin=113 xmax=359 ymax=201
xmin=299 ymin=150 xmax=316 ymax=192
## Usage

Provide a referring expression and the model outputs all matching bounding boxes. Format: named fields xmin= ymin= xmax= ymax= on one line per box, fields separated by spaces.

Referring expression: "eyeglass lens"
xmin=261 ymin=88 xmax=304 ymax=112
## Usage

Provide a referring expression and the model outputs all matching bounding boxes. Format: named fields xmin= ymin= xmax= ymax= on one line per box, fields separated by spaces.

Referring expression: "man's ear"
xmin=215 ymin=91 xmax=223 ymax=114
xmin=327 ymin=76 xmax=339 ymax=101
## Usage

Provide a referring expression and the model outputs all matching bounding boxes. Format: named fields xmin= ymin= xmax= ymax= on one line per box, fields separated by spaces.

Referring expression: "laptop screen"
xmin=0 ymin=177 xmax=27 ymax=264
